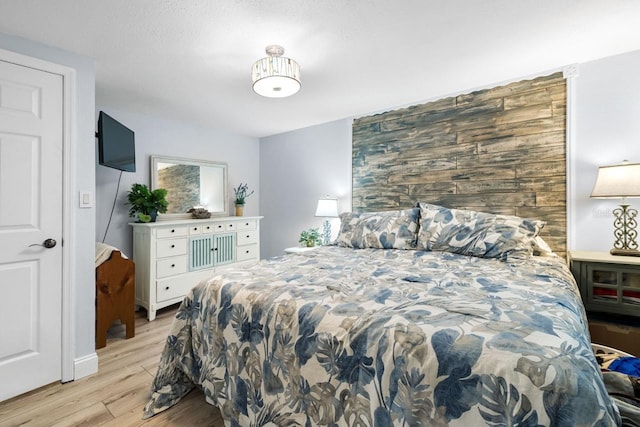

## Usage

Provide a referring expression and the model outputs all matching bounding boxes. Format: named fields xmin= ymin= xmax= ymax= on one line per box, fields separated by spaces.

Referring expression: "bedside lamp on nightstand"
xmin=591 ymin=160 xmax=640 ymax=256
xmin=315 ymin=197 xmax=338 ymax=245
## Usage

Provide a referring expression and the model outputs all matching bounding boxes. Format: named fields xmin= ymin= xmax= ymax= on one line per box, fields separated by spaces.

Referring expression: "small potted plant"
xmin=233 ymin=182 xmax=254 ymax=216
xmin=127 ymin=183 xmax=168 ymax=223
xmin=299 ymin=228 xmax=321 ymax=247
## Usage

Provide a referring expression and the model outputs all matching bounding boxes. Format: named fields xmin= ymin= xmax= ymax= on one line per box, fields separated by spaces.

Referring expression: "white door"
xmin=0 ymin=59 xmax=63 ymax=401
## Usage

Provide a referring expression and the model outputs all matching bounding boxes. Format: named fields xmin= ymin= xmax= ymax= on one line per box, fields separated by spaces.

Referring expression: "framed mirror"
xmin=150 ymin=156 xmax=228 ymax=219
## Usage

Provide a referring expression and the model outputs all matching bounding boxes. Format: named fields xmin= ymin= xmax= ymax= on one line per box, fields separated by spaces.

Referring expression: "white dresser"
xmin=130 ymin=216 xmax=262 ymax=320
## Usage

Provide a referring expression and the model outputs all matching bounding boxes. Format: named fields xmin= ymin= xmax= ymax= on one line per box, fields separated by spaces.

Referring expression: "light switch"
xmin=79 ymin=191 xmax=93 ymax=208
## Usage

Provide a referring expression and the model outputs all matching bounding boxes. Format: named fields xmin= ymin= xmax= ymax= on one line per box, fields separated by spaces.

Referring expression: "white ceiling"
xmin=2 ymin=0 xmax=640 ymax=138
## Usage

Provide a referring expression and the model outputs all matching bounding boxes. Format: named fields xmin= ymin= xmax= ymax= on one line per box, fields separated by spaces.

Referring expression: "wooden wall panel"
xmin=352 ymin=72 xmax=567 ymax=257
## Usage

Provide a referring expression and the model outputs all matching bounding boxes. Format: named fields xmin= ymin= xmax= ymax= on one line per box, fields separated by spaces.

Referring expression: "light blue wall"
xmin=260 ymin=119 xmax=352 ymax=258
xmin=574 ymin=49 xmax=640 ymax=251
xmin=0 ymin=32 xmax=97 ymax=367
xmin=94 ymin=108 xmax=260 ymax=258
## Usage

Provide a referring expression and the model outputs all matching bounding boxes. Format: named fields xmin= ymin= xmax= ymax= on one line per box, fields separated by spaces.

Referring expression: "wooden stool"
xmin=95 ymin=251 xmax=135 ymax=349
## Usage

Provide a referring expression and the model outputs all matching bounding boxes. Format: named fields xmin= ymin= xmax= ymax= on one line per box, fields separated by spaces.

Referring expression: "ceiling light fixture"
xmin=251 ymin=45 xmax=301 ymax=98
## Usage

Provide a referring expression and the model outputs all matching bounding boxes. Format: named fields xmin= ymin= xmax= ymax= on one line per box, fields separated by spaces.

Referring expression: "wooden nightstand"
xmin=569 ymin=251 xmax=640 ymax=356
xmin=569 ymin=251 xmax=640 ymax=318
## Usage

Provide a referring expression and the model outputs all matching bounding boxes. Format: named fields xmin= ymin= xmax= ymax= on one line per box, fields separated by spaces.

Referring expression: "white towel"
xmin=95 ymin=242 xmax=128 ymax=267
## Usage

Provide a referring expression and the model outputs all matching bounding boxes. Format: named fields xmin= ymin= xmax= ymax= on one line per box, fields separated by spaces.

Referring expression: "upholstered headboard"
xmin=352 ymin=72 xmax=567 ymax=257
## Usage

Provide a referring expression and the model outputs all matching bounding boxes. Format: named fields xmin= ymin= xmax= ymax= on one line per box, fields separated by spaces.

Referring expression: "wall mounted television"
xmin=97 ymin=111 xmax=136 ymax=172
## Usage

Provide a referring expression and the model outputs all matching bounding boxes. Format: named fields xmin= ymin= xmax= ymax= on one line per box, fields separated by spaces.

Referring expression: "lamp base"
xmin=322 ymin=219 xmax=331 ymax=246
xmin=610 ymin=248 xmax=640 ymax=257
xmin=610 ymin=204 xmax=640 ymax=257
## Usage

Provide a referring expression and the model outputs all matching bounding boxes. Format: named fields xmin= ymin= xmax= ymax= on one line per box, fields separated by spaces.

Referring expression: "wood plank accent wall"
xmin=352 ymin=72 xmax=567 ymax=256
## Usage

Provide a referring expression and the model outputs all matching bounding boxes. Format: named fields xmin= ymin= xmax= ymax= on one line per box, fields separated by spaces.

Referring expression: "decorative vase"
xmin=235 ymin=204 xmax=244 ymax=217
xmin=150 ymin=209 xmax=158 ymax=223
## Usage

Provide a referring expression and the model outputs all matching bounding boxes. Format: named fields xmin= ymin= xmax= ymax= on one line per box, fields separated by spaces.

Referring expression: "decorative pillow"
xmin=533 ymin=236 xmax=555 ymax=257
xmin=415 ymin=202 xmax=544 ymax=260
xmin=336 ymin=208 xmax=420 ymax=249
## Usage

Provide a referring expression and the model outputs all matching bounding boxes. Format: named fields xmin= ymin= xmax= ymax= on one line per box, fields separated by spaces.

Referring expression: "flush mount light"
xmin=251 ymin=45 xmax=301 ymax=98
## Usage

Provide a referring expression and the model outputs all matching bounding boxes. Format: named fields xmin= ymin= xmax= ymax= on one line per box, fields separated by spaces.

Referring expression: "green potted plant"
xmin=233 ymin=182 xmax=254 ymax=216
xmin=299 ymin=228 xmax=321 ymax=247
xmin=127 ymin=183 xmax=168 ymax=223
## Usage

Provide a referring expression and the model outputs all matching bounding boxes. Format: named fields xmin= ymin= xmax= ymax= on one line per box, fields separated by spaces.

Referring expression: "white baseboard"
xmin=73 ymin=353 xmax=99 ymax=380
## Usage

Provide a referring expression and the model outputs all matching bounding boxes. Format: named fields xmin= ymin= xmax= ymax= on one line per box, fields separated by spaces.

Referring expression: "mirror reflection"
xmin=150 ymin=156 xmax=228 ymax=217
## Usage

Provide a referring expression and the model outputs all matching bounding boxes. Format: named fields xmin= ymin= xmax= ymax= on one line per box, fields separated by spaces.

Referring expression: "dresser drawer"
xmin=236 ymin=220 xmax=257 ymax=231
xmin=237 ymin=230 xmax=259 ymax=246
xmin=236 ymin=244 xmax=258 ymax=262
xmin=189 ymin=225 xmax=204 ymax=235
xmin=156 ymin=238 xmax=187 ymax=258
xmin=156 ymin=256 xmax=187 ymax=278
xmin=156 ymin=270 xmax=213 ymax=302
xmin=201 ymin=223 xmax=216 ymax=233
xmin=203 ymin=221 xmax=251 ymax=233
xmin=210 ymin=222 xmax=226 ymax=233
xmin=157 ymin=227 xmax=188 ymax=239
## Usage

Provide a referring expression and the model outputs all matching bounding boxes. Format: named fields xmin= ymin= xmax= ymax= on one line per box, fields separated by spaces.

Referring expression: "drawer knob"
xmin=229 ymin=224 xmax=233 ymax=228
xmin=245 ymin=222 xmax=249 ymax=226
xmin=246 ymin=250 xmax=250 ymax=254
xmin=165 ymin=286 xmax=170 ymax=290
xmin=246 ymin=235 xmax=250 ymax=238
xmin=171 ymin=244 xmax=175 ymax=248
xmin=171 ymin=264 xmax=175 ymax=267
xmin=171 ymin=229 xmax=175 ymax=233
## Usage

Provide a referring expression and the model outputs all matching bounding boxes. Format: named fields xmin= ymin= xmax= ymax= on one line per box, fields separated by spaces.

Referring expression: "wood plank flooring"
xmin=0 ymin=305 xmax=225 ymax=426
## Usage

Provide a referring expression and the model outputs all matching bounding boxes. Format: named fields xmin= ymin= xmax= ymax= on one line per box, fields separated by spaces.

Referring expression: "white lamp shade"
xmin=315 ymin=198 xmax=338 ymax=217
xmin=591 ymin=162 xmax=640 ymax=199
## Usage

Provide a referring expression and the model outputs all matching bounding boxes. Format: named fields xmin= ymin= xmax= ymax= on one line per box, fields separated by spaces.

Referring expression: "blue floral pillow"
xmin=336 ymin=208 xmax=420 ymax=249
xmin=416 ymin=202 xmax=544 ymax=260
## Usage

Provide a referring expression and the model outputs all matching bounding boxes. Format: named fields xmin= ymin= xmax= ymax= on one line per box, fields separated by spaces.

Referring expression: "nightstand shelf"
xmin=569 ymin=251 xmax=640 ymax=318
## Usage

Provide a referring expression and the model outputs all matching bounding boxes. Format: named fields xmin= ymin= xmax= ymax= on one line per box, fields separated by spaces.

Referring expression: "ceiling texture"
xmin=2 ymin=0 xmax=640 ymax=138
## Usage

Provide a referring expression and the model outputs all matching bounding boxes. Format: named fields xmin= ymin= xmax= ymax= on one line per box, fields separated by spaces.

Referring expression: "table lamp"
xmin=315 ymin=197 xmax=338 ymax=245
xmin=590 ymin=160 xmax=640 ymax=256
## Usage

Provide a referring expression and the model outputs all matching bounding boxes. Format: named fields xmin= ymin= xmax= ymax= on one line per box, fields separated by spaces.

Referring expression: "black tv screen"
xmin=97 ymin=111 xmax=136 ymax=172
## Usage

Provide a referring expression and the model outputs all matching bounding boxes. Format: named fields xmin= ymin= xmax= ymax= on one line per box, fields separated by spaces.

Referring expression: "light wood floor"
xmin=0 ymin=305 xmax=225 ymax=426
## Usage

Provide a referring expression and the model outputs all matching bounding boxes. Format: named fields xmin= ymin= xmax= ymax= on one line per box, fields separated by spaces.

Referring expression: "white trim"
xmin=61 ymin=67 xmax=79 ymax=382
xmin=563 ymin=64 xmax=579 ymax=253
xmin=73 ymin=353 xmax=99 ymax=380
xmin=0 ymin=48 xmax=81 ymax=382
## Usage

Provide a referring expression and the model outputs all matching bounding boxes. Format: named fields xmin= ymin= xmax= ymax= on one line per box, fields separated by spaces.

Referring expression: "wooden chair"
xmin=95 ymin=251 xmax=135 ymax=349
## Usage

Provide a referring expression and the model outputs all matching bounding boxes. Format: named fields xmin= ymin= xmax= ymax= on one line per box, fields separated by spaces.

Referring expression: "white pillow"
xmin=533 ymin=236 xmax=555 ymax=257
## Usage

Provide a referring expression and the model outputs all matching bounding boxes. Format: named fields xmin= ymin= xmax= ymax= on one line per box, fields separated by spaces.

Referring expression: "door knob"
xmin=30 ymin=238 xmax=57 ymax=248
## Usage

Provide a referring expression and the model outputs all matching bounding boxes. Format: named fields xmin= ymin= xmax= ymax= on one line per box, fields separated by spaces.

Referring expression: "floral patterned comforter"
xmin=144 ymin=246 xmax=620 ymax=426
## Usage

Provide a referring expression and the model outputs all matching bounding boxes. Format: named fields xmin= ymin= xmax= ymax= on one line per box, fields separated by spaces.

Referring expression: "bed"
xmin=143 ymin=203 xmax=620 ymax=426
